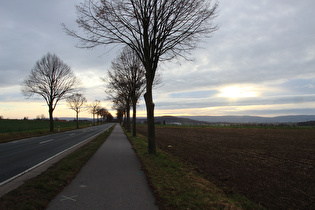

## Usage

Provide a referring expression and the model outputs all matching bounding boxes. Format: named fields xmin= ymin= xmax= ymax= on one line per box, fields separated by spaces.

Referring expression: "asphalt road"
xmin=0 ymin=123 xmax=114 ymax=185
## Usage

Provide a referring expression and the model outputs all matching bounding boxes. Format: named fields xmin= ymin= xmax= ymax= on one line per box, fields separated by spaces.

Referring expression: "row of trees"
xmin=105 ymin=46 xmax=146 ymax=137
xmin=105 ymin=46 xmax=161 ymax=137
xmin=23 ymin=0 xmax=219 ymax=154
xmin=64 ymin=0 xmax=219 ymax=154
xmin=67 ymin=97 xmax=113 ymax=128
xmin=86 ymin=100 xmax=113 ymax=124
xmin=21 ymin=53 xmax=112 ymax=132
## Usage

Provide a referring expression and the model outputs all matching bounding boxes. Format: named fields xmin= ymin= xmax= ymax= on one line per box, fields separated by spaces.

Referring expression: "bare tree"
xmin=97 ymin=107 xmax=109 ymax=122
xmin=104 ymin=47 xmax=146 ymax=136
xmin=65 ymin=0 xmax=218 ymax=153
xmin=106 ymin=112 xmax=114 ymax=122
xmin=115 ymin=106 xmax=124 ymax=124
xmin=108 ymin=87 xmax=132 ymax=131
xmin=112 ymin=94 xmax=127 ymax=125
xmin=67 ymin=93 xmax=87 ymax=128
xmin=89 ymin=100 xmax=101 ymax=125
xmin=35 ymin=114 xmax=46 ymax=120
xmin=21 ymin=53 xmax=79 ymax=132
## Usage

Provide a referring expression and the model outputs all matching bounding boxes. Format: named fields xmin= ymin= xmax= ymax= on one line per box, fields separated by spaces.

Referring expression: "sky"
xmin=0 ymin=0 xmax=315 ymax=120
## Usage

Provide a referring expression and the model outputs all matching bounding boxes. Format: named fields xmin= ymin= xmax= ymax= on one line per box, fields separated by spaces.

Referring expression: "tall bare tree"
xmin=67 ymin=93 xmax=87 ymax=128
xmin=65 ymin=0 xmax=218 ymax=153
xmin=105 ymin=47 xmax=146 ymax=136
xmin=21 ymin=53 xmax=79 ymax=132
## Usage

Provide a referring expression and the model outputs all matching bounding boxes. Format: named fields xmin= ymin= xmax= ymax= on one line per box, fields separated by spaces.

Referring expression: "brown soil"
xmin=137 ymin=126 xmax=315 ymax=209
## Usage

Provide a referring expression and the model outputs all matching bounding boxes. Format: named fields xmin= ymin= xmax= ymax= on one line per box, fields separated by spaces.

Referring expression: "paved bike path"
xmin=47 ymin=124 xmax=159 ymax=210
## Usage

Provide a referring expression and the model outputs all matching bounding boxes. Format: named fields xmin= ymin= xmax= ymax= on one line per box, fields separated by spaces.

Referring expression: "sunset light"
xmin=218 ymin=86 xmax=257 ymax=98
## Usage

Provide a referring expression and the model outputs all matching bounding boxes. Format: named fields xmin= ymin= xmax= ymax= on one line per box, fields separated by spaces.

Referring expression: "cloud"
xmin=0 ymin=0 xmax=314 ymax=118
xmin=169 ymin=90 xmax=218 ymax=99
xmin=0 ymin=0 xmax=117 ymax=103
xmin=148 ymin=0 xmax=315 ymax=117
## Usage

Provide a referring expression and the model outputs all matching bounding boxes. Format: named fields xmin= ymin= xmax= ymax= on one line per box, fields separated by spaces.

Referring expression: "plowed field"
xmin=137 ymin=126 xmax=315 ymax=209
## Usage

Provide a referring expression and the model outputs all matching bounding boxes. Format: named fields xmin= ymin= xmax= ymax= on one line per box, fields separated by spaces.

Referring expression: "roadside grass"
xmin=126 ymin=131 xmax=264 ymax=210
xmin=0 ymin=119 xmax=93 ymax=143
xmin=0 ymin=125 xmax=114 ymax=210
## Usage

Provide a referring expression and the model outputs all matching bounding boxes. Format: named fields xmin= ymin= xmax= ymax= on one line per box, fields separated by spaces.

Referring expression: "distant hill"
xmin=137 ymin=116 xmax=210 ymax=125
xmin=156 ymin=116 xmax=210 ymax=125
xmin=58 ymin=115 xmax=315 ymax=124
xmin=182 ymin=115 xmax=315 ymax=123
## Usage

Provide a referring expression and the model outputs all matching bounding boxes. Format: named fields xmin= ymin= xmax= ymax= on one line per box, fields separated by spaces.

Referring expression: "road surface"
xmin=0 ymin=123 xmax=113 ymax=185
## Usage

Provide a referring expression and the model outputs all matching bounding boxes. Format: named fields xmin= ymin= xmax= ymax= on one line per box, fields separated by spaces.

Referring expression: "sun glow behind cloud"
xmin=218 ymin=86 xmax=258 ymax=98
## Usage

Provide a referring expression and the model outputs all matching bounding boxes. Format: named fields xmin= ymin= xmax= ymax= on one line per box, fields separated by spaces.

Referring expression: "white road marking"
xmin=39 ymin=139 xmax=54 ymax=144
xmin=61 ymin=195 xmax=78 ymax=202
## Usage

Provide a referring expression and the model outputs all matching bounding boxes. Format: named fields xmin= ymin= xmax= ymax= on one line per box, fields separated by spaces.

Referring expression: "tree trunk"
xmin=49 ymin=105 xmax=54 ymax=132
xmin=144 ymin=88 xmax=156 ymax=154
xmin=132 ymin=100 xmax=137 ymax=137
xmin=76 ymin=111 xmax=79 ymax=129
xmin=126 ymin=103 xmax=131 ymax=132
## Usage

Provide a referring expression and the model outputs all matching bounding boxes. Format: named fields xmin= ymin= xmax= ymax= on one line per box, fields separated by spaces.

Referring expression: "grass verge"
xmin=0 ymin=125 xmax=114 ymax=210
xmin=125 ymin=131 xmax=264 ymax=209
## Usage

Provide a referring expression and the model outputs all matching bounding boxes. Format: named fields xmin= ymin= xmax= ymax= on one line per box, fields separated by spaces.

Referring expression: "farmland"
xmin=137 ymin=125 xmax=315 ymax=209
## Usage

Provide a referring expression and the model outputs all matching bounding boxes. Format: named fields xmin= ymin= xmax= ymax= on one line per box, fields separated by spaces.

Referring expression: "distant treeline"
xmin=296 ymin=121 xmax=315 ymax=126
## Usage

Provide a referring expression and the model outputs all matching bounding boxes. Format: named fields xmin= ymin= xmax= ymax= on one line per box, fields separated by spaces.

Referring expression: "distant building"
xmin=169 ymin=122 xmax=182 ymax=125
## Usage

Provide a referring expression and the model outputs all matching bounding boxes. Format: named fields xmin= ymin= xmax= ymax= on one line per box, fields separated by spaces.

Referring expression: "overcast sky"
xmin=0 ymin=0 xmax=315 ymax=119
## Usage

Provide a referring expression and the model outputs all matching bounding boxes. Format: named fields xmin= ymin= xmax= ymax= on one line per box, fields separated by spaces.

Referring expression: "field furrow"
xmin=137 ymin=125 xmax=315 ymax=209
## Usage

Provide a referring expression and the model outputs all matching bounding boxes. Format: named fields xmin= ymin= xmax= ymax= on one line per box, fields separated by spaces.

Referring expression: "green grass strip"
xmin=126 ymin=131 xmax=264 ymax=210
xmin=0 ymin=125 xmax=114 ymax=210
